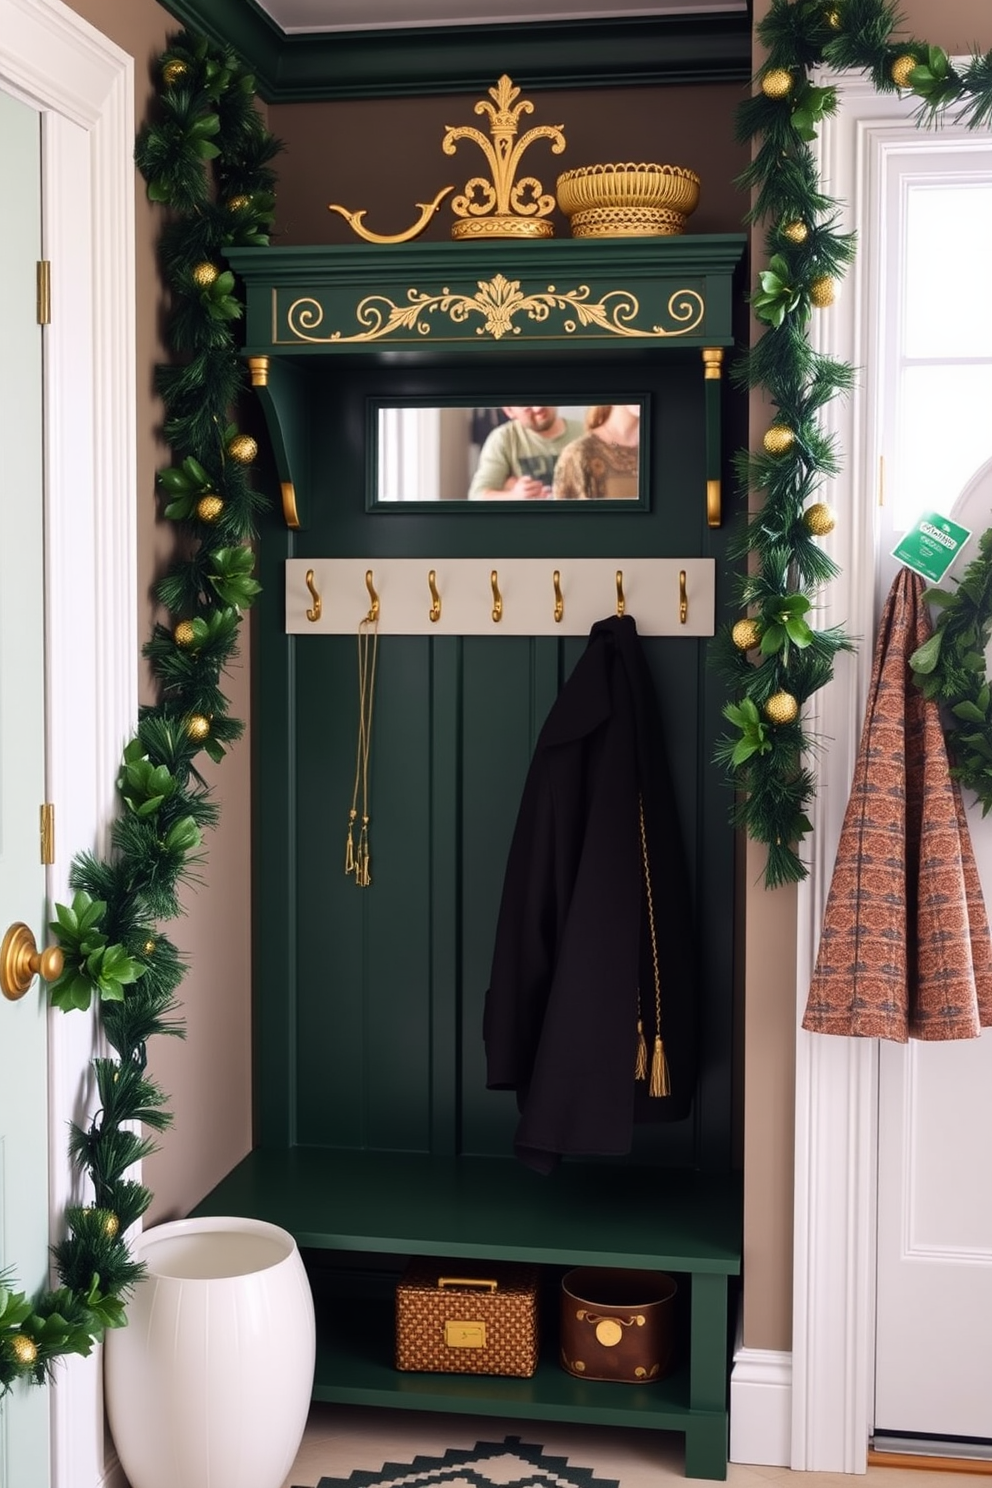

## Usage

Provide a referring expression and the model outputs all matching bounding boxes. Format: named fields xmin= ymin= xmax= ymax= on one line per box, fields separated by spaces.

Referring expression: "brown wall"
xmin=59 ymin=0 xmax=255 ymax=1224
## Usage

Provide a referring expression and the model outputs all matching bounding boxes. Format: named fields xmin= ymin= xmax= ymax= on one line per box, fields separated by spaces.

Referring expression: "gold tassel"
xmin=649 ymin=1035 xmax=671 ymax=1098
xmin=344 ymin=809 xmax=356 ymax=875
xmin=354 ymin=819 xmax=371 ymax=888
xmin=635 ymin=1017 xmax=648 ymax=1080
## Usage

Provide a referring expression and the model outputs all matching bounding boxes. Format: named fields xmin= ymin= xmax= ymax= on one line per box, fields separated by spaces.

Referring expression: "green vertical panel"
xmin=459 ymin=636 xmax=542 ymax=1156
xmin=295 ymin=635 xmax=434 ymax=1151
xmin=628 ymin=634 xmax=701 ymax=1171
xmin=253 ymin=509 xmax=297 ymax=1148
xmin=430 ymin=636 xmax=462 ymax=1155
xmin=458 ymin=636 xmax=568 ymax=1158
xmin=295 ymin=634 xmax=368 ymax=1148
xmin=365 ymin=638 xmax=433 ymax=1148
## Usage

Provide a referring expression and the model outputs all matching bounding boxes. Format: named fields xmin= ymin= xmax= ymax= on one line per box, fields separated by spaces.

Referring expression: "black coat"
xmin=483 ymin=615 xmax=697 ymax=1173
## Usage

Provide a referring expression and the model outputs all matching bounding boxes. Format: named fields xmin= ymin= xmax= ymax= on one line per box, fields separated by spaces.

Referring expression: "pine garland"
xmin=0 ymin=32 xmax=278 ymax=1393
xmin=715 ymin=0 xmax=992 ymax=887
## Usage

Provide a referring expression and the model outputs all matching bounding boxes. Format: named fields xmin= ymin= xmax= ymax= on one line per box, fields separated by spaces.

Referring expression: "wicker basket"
xmin=395 ymin=1259 xmax=539 ymax=1377
xmin=560 ymin=1266 xmax=678 ymax=1382
xmin=556 ymin=162 xmax=701 ymax=238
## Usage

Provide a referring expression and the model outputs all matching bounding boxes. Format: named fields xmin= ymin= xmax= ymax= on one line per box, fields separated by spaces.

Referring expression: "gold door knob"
xmin=1 ymin=922 xmax=64 ymax=1001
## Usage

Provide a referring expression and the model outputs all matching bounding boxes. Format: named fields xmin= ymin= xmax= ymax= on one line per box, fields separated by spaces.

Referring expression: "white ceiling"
xmin=253 ymin=0 xmax=746 ymax=35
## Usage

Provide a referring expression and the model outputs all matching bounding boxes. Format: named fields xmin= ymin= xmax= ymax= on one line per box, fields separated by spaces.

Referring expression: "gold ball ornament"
xmin=10 ymin=1335 xmax=38 ymax=1367
xmin=804 ymin=502 xmax=837 ymax=536
xmin=809 ymin=275 xmax=835 ymax=308
xmin=173 ymin=620 xmax=196 ymax=648
xmin=782 ymin=219 xmax=809 ymax=244
xmin=761 ymin=69 xmax=794 ymax=99
xmin=196 ymin=494 xmax=224 ymax=524
xmin=763 ymin=424 xmax=796 ymax=456
xmin=765 ymin=690 xmax=799 ymax=726
xmin=187 ymin=714 xmax=211 ymax=742
xmin=891 ymin=54 xmax=918 ymax=89
xmin=732 ymin=618 xmax=763 ymax=652
xmin=227 ymin=433 xmax=258 ymax=465
xmin=102 ymin=1212 xmax=120 ymax=1239
xmin=161 ymin=59 xmax=188 ymax=86
xmin=143 ymin=939 xmax=156 ymax=956
xmin=191 ymin=261 xmax=219 ymax=289
xmin=227 ymin=195 xmax=251 ymax=212
xmin=825 ymin=7 xmax=843 ymax=29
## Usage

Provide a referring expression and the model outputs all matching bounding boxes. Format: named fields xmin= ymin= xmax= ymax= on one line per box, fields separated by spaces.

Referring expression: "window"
xmin=877 ymin=146 xmax=992 ymax=582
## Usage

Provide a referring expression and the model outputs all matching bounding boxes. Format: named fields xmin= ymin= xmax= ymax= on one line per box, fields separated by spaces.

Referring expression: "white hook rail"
xmin=286 ymin=558 xmax=715 ymax=637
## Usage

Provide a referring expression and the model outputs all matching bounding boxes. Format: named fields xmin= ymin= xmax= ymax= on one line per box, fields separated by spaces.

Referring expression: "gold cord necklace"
xmin=344 ymin=612 xmax=379 ymax=887
xmin=635 ymin=795 xmax=671 ymax=1097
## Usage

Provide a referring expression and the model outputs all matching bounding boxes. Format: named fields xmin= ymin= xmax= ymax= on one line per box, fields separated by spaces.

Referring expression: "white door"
xmin=874 ymin=455 xmax=992 ymax=1445
xmin=0 ymin=86 xmax=52 ymax=1486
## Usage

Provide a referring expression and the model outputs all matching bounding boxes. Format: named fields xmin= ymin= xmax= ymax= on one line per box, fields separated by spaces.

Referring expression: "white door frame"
xmin=791 ymin=73 xmax=990 ymax=1472
xmin=1 ymin=2 xmax=135 ymax=1485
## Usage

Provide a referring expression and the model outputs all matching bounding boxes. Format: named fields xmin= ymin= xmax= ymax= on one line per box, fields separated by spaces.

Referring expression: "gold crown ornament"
xmin=443 ymin=75 xmax=566 ymax=240
xmin=327 ymin=75 xmax=565 ymax=244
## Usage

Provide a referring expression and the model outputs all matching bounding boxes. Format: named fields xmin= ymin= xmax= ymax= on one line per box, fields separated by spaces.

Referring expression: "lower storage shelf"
xmin=311 ymin=1289 xmax=699 ymax=1429
xmin=192 ymin=1149 xmax=740 ymax=1479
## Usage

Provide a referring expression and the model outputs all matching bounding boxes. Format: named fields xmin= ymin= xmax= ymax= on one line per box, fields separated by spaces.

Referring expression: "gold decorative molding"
xmin=443 ymin=75 xmax=565 ymax=240
xmin=702 ymin=345 xmax=724 ymax=379
xmin=707 ymin=478 xmax=721 ymax=529
xmin=281 ymin=480 xmax=300 ymax=530
xmin=282 ymin=276 xmax=705 ymax=345
xmin=327 ymin=185 xmax=455 ymax=244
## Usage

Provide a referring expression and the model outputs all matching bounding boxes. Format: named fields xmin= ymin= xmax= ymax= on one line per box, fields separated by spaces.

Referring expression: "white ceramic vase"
xmin=104 ymin=1215 xmax=315 ymax=1488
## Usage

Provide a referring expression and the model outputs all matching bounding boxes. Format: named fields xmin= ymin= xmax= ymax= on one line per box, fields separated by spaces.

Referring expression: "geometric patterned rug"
xmin=304 ymin=1436 xmax=621 ymax=1488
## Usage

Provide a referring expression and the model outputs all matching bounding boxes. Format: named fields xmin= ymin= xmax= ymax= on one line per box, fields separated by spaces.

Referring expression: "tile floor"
xmin=282 ymin=1404 xmax=980 ymax=1488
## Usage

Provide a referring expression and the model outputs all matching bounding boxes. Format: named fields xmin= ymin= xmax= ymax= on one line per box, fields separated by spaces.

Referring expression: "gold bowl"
xmin=556 ymin=162 xmax=701 ymax=238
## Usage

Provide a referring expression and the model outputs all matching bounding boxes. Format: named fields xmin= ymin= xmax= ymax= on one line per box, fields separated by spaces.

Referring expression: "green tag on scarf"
xmin=892 ymin=511 xmax=972 ymax=584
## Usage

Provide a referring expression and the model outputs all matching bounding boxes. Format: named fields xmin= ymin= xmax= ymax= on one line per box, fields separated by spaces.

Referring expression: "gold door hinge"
xmin=40 ymin=803 xmax=55 ymax=865
xmin=37 ymin=261 xmax=51 ymax=325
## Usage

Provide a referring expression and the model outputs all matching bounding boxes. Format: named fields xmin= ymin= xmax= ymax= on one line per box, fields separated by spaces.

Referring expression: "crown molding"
xmin=156 ymin=1 xmax=751 ymax=100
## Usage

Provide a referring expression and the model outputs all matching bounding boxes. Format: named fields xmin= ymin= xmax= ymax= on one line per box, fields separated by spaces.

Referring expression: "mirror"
xmin=373 ymin=400 xmax=647 ymax=504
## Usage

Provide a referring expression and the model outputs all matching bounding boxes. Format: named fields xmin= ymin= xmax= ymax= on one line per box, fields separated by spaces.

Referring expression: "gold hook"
xmin=616 ymin=570 xmax=625 ymax=617
xmin=679 ymin=569 xmax=688 ymax=625
xmin=305 ymin=569 xmax=322 ymax=623
xmin=490 ymin=569 xmax=503 ymax=624
xmin=553 ymin=570 xmax=564 ymax=624
xmin=365 ymin=569 xmax=379 ymax=623
xmin=428 ymin=569 xmax=441 ymax=624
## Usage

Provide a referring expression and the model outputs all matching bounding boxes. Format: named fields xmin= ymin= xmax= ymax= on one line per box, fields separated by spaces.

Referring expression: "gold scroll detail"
xmin=327 ymin=186 xmax=455 ymax=244
xmin=284 ymin=276 xmax=705 ymax=345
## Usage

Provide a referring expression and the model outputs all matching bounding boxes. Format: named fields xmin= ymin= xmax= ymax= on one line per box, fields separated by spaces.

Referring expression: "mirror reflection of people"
xmin=552 ymin=405 xmax=641 ymax=501
xmin=468 ymin=406 xmax=585 ymax=500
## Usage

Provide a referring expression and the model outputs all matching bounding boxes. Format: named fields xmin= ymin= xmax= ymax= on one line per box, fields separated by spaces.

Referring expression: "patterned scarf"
xmin=804 ymin=567 xmax=992 ymax=1040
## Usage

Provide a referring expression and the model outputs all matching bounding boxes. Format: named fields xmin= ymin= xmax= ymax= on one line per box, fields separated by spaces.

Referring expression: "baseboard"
xmin=98 ymin=1457 xmax=128 ymax=1488
xmin=730 ymin=1344 xmax=793 ymax=1466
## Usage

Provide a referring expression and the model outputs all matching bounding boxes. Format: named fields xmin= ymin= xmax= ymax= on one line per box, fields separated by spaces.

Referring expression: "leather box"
xmin=560 ymin=1266 xmax=677 ymax=1383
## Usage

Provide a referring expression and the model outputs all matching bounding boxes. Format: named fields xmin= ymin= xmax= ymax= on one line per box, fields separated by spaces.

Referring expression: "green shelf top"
xmin=192 ymin=1149 xmax=742 ymax=1274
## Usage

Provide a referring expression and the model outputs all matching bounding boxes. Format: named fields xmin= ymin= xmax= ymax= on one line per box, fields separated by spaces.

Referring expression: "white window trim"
xmin=791 ymin=69 xmax=990 ymax=1472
